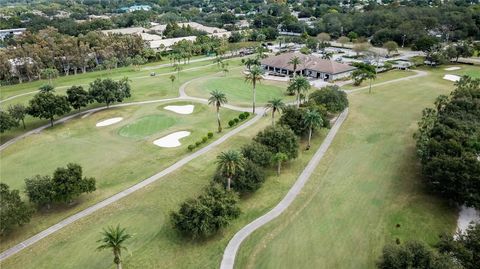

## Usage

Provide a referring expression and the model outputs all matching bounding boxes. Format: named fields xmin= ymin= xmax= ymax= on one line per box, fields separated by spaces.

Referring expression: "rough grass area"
xmin=0 ymin=113 xmax=330 ymax=269
xmin=0 ymin=100 xmax=239 ymax=252
xmin=232 ymin=66 xmax=478 ymax=269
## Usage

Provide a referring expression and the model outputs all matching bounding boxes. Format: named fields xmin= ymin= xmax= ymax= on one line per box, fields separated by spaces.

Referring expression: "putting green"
xmin=118 ymin=115 xmax=176 ymax=139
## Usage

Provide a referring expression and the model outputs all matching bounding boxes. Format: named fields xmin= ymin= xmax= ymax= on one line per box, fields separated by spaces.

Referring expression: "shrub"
xmin=187 ymin=144 xmax=195 ymax=151
xmin=202 ymin=136 xmax=208 ymax=143
xmin=308 ymin=85 xmax=348 ymax=113
xmin=195 ymin=141 xmax=202 ymax=146
xmin=279 ymin=106 xmax=309 ymax=136
xmin=171 ymin=183 xmax=240 ymax=239
xmin=0 ymin=183 xmax=33 ymax=235
xmin=24 ymin=163 xmax=96 ymax=207
xmin=207 ymin=132 xmax=213 ymax=138
xmin=241 ymin=141 xmax=274 ymax=167
xmin=243 ymin=112 xmax=250 ymax=118
xmin=228 ymin=120 xmax=235 ymax=127
xmin=234 ymin=118 xmax=240 ymax=124
xmin=254 ymin=125 xmax=299 ymax=160
xmin=238 ymin=113 xmax=246 ymax=120
xmin=213 ymin=160 xmax=265 ymax=194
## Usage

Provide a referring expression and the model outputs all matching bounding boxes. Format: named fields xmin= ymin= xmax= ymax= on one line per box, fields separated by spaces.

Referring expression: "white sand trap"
xmin=153 ymin=131 xmax=191 ymax=148
xmin=96 ymin=117 xmax=123 ymax=127
xmin=456 ymin=205 xmax=480 ymax=235
xmin=444 ymin=66 xmax=461 ymax=71
xmin=164 ymin=105 xmax=194 ymax=114
xmin=443 ymin=74 xmax=461 ymax=82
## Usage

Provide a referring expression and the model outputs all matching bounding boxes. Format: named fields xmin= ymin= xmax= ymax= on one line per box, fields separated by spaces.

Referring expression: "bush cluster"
xmin=187 ymin=132 xmax=214 ymax=151
xmin=171 ymin=184 xmax=240 ymax=239
xmin=228 ymin=112 xmax=250 ymax=127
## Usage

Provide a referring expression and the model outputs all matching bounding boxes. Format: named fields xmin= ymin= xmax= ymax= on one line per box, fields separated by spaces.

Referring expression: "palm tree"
xmin=303 ymin=109 xmax=323 ymax=150
xmin=173 ymin=63 xmax=183 ymax=80
xmin=169 ymin=74 xmax=176 ymax=90
xmin=287 ymin=76 xmax=311 ymax=108
xmin=96 ymin=225 xmax=132 ymax=269
xmin=243 ymin=58 xmax=259 ymax=71
xmin=366 ymin=71 xmax=377 ymax=94
xmin=216 ymin=150 xmax=245 ymax=191
xmin=272 ymin=152 xmax=288 ymax=176
xmin=208 ymin=90 xmax=228 ymax=133
xmin=244 ymin=65 xmax=264 ymax=114
xmin=265 ymin=98 xmax=285 ymax=126
xmin=288 ymin=56 xmax=301 ymax=77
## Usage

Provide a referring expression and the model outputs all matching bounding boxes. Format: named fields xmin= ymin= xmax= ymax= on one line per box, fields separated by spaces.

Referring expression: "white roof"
xmin=139 ymin=32 xmax=163 ymax=41
xmin=149 ymin=32 xmax=231 ymax=49
xmin=102 ymin=27 xmax=147 ymax=35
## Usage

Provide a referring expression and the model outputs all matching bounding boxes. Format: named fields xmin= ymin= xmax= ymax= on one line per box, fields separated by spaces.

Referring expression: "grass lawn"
xmin=184 ymin=71 xmax=296 ymax=107
xmin=0 ymin=100 xmax=242 ymax=252
xmin=233 ymin=67 xmax=468 ymax=269
xmin=0 ymin=58 xmax=245 ymax=143
xmin=0 ymin=112 xmax=330 ymax=269
xmin=341 ymin=69 xmax=415 ymax=90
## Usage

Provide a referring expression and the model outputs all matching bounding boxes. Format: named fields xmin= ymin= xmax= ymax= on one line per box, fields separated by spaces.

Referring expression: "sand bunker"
xmin=153 ymin=131 xmax=191 ymax=148
xmin=96 ymin=117 xmax=123 ymax=127
xmin=443 ymin=74 xmax=461 ymax=82
xmin=164 ymin=105 xmax=194 ymax=114
xmin=457 ymin=205 xmax=480 ymax=234
xmin=444 ymin=67 xmax=461 ymax=71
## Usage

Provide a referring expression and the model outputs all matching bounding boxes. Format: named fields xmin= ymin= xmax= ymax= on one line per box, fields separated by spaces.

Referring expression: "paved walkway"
xmin=219 ymin=69 xmax=429 ymax=269
xmin=220 ymin=109 xmax=349 ymax=269
xmin=344 ymin=70 xmax=427 ymax=94
xmin=0 ymin=71 xmax=263 ymax=261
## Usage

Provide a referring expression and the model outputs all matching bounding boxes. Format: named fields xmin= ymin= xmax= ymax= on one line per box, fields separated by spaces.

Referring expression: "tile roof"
xmin=261 ymin=52 xmax=356 ymax=74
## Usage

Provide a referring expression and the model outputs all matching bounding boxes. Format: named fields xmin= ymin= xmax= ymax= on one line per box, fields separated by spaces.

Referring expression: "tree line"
xmin=0 ymin=163 xmax=96 ymax=235
xmin=171 ymin=75 xmax=349 ymax=239
xmin=375 ymin=76 xmax=480 ymax=269
xmin=1 ymin=78 xmax=131 ymax=134
xmin=0 ymin=27 xmax=145 ymax=85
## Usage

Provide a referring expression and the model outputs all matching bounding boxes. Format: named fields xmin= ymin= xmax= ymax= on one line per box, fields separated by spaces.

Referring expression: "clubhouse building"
xmin=261 ymin=52 xmax=356 ymax=81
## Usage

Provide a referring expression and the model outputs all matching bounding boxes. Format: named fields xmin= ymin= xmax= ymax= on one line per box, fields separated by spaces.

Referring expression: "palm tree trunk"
xmin=227 ymin=177 xmax=231 ymax=191
xmin=216 ymin=107 xmax=222 ymax=132
xmin=116 ymin=261 xmax=122 ymax=269
xmin=271 ymin=110 xmax=275 ymax=126
xmin=369 ymin=79 xmax=372 ymax=94
xmin=296 ymin=94 xmax=300 ymax=108
xmin=252 ymin=84 xmax=256 ymax=114
xmin=307 ymin=128 xmax=312 ymax=149
xmin=22 ymin=119 xmax=25 ymax=129
xmin=50 ymin=118 xmax=54 ymax=127
xmin=277 ymin=161 xmax=281 ymax=176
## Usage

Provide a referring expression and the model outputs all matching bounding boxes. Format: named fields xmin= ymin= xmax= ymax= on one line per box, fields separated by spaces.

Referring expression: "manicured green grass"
xmin=342 ymin=69 xmax=415 ymax=90
xmin=184 ymin=71 xmax=296 ymax=106
xmin=118 ymin=114 xmax=176 ymax=139
xmin=0 ymin=58 xmax=245 ymax=143
xmin=0 ymin=100 xmax=240 ymax=251
xmin=233 ymin=67 xmax=471 ymax=269
xmin=0 ymin=112 xmax=330 ymax=269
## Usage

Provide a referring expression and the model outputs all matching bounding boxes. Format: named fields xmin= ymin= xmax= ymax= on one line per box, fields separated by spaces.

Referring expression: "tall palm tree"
xmin=303 ymin=109 xmax=323 ymax=150
xmin=244 ymin=65 xmax=264 ymax=114
xmin=287 ymin=76 xmax=311 ymax=108
xmin=216 ymin=150 xmax=245 ymax=191
xmin=366 ymin=71 xmax=377 ymax=94
xmin=243 ymin=58 xmax=259 ymax=71
xmin=265 ymin=98 xmax=286 ymax=126
xmin=96 ymin=225 xmax=132 ymax=269
xmin=288 ymin=56 xmax=301 ymax=77
xmin=208 ymin=90 xmax=228 ymax=133
xmin=169 ymin=74 xmax=176 ymax=90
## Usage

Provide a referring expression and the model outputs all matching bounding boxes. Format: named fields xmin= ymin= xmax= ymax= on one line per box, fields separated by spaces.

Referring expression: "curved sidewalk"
xmin=220 ymin=108 xmax=349 ymax=269
xmin=0 ymin=110 xmax=262 ymax=262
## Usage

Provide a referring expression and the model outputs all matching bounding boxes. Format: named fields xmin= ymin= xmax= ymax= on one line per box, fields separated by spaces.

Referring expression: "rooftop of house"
xmin=261 ymin=52 xmax=356 ymax=74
